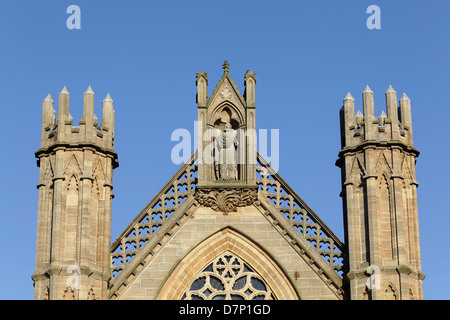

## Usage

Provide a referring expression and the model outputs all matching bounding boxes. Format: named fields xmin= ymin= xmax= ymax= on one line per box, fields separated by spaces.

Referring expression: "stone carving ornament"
xmin=181 ymin=251 xmax=274 ymax=300
xmin=196 ymin=188 xmax=258 ymax=214
xmin=219 ymin=85 xmax=233 ymax=100
xmin=214 ymin=122 xmax=238 ymax=181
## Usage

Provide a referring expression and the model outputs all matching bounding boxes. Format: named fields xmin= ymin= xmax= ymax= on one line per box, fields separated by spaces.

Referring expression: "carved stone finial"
xmin=222 ymin=60 xmax=230 ymax=73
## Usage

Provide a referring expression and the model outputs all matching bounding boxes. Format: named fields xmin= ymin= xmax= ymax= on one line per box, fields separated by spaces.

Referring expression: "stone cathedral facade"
xmin=32 ymin=62 xmax=425 ymax=300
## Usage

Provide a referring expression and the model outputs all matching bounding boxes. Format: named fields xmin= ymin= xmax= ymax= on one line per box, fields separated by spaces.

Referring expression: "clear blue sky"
xmin=0 ymin=1 xmax=448 ymax=300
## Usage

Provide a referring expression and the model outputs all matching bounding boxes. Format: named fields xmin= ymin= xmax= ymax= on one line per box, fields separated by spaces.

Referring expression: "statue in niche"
xmin=214 ymin=122 xmax=238 ymax=181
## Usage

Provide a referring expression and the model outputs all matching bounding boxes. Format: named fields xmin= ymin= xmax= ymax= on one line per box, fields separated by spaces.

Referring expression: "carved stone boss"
xmin=195 ymin=188 xmax=258 ymax=214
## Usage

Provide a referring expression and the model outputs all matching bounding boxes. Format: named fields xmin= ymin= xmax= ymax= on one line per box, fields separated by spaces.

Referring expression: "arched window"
xmin=156 ymin=228 xmax=299 ymax=300
xmin=181 ymin=251 xmax=274 ymax=300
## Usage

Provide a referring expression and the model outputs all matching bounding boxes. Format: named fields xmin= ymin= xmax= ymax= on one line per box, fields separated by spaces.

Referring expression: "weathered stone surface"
xmin=337 ymin=86 xmax=423 ymax=300
xmin=195 ymin=187 xmax=258 ymax=214
xmin=33 ymin=66 xmax=423 ymax=301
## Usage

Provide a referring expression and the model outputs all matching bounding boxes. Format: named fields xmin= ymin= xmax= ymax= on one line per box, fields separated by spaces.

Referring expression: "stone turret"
xmin=32 ymin=86 xmax=118 ymax=300
xmin=337 ymin=85 xmax=424 ymax=300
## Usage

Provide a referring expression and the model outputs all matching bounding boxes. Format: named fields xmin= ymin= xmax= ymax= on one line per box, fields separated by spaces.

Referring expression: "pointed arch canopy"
xmin=157 ymin=228 xmax=299 ymax=300
xmin=209 ymin=101 xmax=245 ymax=129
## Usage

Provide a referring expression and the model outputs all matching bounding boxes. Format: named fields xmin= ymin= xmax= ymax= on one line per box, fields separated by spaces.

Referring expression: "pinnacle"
xmin=244 ymin=69 xmax=257 ymax=82
xmin=103 ymin=93 xmax=113 ymax=102
xmin=386 ymin=84 xmax=396 ymax=93
xmin=43 ymin=94 xmax=54 ymax=103
xmin=60 ymin=86 xmax=69 ymax=95
xmin=356 ymin=110 xmax=363 ymax=117
xmin=222 ymin=60 xmax=230 ymax=73
xmin=344 ymin=92 xmax=354 ymax=101
xmin=85 ymin=85 xmax=94 ymax=95
xmin=400 ymin=93 xmax=410 ymax=100
xmin=379 ymin=110 xmax=387 ymax=117
xmin=363 ymin=85 xmax=373 ymax=94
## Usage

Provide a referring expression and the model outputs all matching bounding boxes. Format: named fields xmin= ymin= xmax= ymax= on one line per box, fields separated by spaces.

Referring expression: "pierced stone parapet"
xmin=110 ymin=154 xmax=198 ymax=280
xmin=110 ymin=152 xmax=345 ymax=283
xmin=256 ymin=153 xmax=344 ymax=278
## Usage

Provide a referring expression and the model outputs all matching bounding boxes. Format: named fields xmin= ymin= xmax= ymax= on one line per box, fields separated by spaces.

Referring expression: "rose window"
xmin=181 ymin=251 xmax=275 ymax=300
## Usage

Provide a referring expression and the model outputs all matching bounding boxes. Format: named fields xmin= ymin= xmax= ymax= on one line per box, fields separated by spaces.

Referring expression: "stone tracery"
xmin=181 ymin=251 xmax=274 ymax=300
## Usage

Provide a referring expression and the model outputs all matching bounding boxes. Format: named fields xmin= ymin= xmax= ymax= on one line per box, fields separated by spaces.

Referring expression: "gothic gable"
xmin=109 ymin=152 xmax=344 ymax=300
xmin=158 ymin=228 xmax=298 ymax=300
xmin=207 ymin=61 xmax=247 ymax=119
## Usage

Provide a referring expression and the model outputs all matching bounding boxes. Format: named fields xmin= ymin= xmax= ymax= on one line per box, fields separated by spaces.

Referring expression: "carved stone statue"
xmin=214 ymin=122 xmax=238 ymax=181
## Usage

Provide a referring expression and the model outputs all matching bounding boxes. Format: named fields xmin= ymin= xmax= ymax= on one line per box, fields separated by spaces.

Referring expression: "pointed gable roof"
xmin=207 ymin=60 xmax=247 ymax=109
xmin=108 ymin=63 xmax=344 ymax=299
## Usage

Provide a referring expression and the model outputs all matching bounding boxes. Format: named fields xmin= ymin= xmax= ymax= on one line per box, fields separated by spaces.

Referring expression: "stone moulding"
xmin=35 ymin=142 xmax=119 ymax=168
xmin=195 ymin=187 xmax=259 ymax=214
xmin=336 ymin=140 xmax=419 ymax=163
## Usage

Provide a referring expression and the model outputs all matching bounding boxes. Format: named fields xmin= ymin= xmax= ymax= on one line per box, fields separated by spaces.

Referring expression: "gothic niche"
xmin=211 ymin=105 xmax=242 ymax=182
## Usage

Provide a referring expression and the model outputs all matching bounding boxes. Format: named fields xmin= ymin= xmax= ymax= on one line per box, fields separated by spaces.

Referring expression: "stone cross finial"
xmin=222 ymin=60 xmax=230 ymax=73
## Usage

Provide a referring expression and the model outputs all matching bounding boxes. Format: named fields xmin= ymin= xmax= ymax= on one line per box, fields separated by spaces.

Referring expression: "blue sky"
xmin=0 ymin=1 xmax=448 ymax=300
